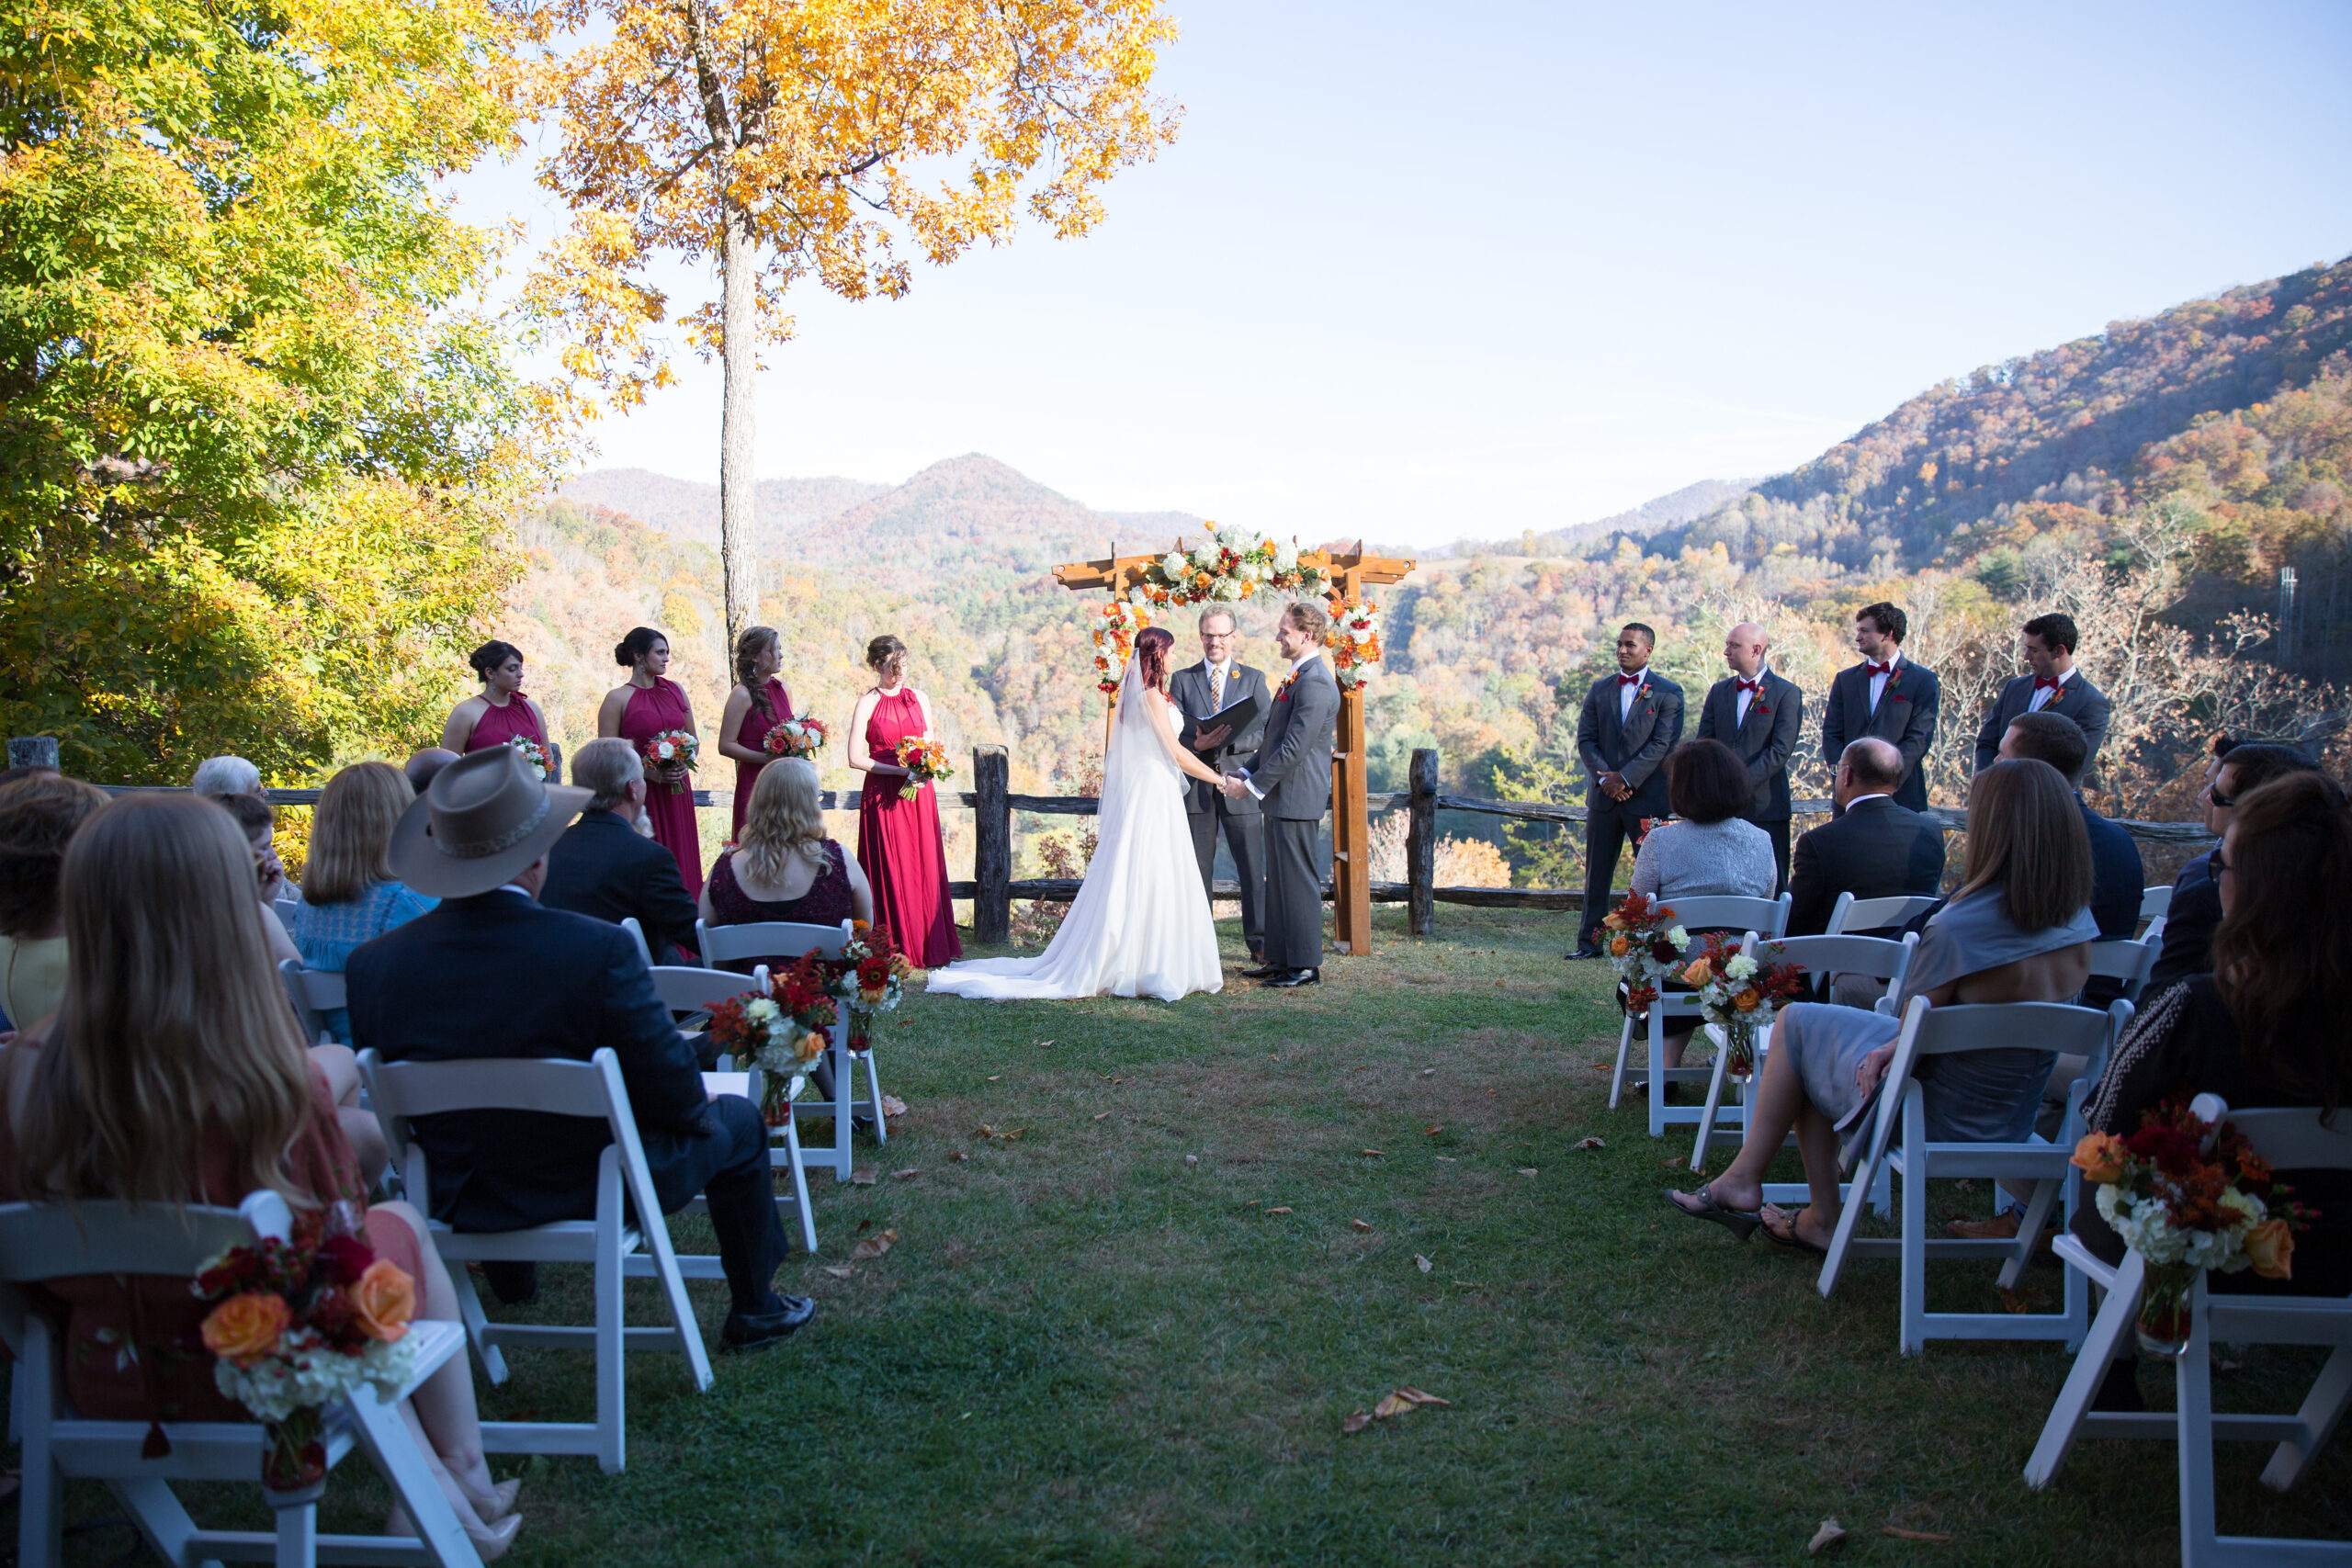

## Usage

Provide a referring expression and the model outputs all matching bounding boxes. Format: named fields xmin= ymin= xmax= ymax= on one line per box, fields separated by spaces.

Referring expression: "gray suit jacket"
xmin=1576 ymin=670 xmax=1684 ymax=806
xmin=1170 ymin=660 xmax=1269 ymax=817
xmin=1973 ymin=671 xmax=2111 ymax=773
xmin=1818 ymin=655 xmax=1940 ymax=813
xmin=1240 ymin=656 xmax=1340 ymax=821
xmin=1695 ymin=670 xmax=1804 ymax=821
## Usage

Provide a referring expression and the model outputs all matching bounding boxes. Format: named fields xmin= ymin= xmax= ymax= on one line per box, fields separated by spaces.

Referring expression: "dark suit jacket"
xmin=1576 ymin=671 xmax=1684 ymax=808
xmin=1170 ymin=660 xmax=1269 ymax=818
xmin=1694 ymin=670 xmax=1804 ymax=821
xmin=1818 ymin=655 xmax=1940 ymax=812
xmin=1973 ymin=671 xmax=2113 ymax=774
xmin=1785 ymin=795 xmax=1948 ymax=936
xmin=540 ymin=808 xmax=699 ymax=963
xmin=347 ymin=890 xmax=718 ymax=1233
xmin=1240 ymin=656 xmax=1339 ymax=820
xmin=2147 ymin=849 xmax=2220 ymax=990
xmin=2080 ymin=795 xmax=2145 ymax=940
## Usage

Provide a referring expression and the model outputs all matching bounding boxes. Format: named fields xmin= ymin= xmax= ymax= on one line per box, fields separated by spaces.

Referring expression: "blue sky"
xmin=456 ymin=1 xmax=2352 ymax=547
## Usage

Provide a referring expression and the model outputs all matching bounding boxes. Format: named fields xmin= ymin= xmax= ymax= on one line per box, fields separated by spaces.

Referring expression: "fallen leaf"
xmin=1808 ymin=1518 xmax=1847 ymax=1555
xmin=949 ymin=1150 xmax=967 ymax=1162
xmin=1451 ymin=1280 xmax=1483 ymax=1289
xmin=881 ymin=1095 xmax=908 ymax=1117
xmin=1661 ymin=1157 xmax=1685 ymax=1168
xmin=1415 ymin=1255 xmax=1432 ymax=1273
xmin=1034 ymin=1041 xmax=1053 ymax=1049
xmin=1373 ymin=1392 xmax=1413 ymax=1419
xmin=1587 ymin=1064 xmax=1611 ymax=1072
xmin=851 ymin=1171 xmax=876 ymax=1186
xmin=1434 ymin=1155 xmax=1457 ymax=1162
xmin=1340 ymin=1409 xmax=1371 ymax=1435
xmin=1245 ymin=1200 xmax=1259 ymax=1207
xmin=1093 ymin=1111 xmax=1110 ymax=1121
xmin=1184 ymin=1154 xmax=1198 ymax=1165
xmin=1425 ymin=1124 xmax=1442 ymax=1136
xmin=1517 ymin=1168 xmax=1538 ymax=1177
xmin=1575 ymin=1136 xmax=1607 ymax=1150
xmin=1953 ymin=1179 xmax=1976 ymax=1192
xmin=977 ymin=1124 xmax=996 ymax=1138
xmin=986 ymin=1075 xmax=1001 ymax=1081
xmin=1113 ymin=1077 xmax=1125 ymax=1084
xmin=1350 ymin=1218 xmax=1373 ymax=1231
xmin=1880 ymin=1527 xmax=1954 ymax=1543
xmin=1267 ymin=1206 xmax=1293 ymax=1214
xmin=1999 ymin=1285 xmax=2052 ymax=1314
xmin=1001 ymin=1128 xmax=1026 ymax=1141
xmin=820 ymin=1264 xmax=854 ymax=1279
xmin=848 ymin=1228 xmax=899 ymax=1261
xmin=1396 ymin=1387 xmax=1451 ymax=1406
xmin=892 ymin=1168 xmax=920 ymax=1179
xmin=1494 ymin=978 xmax=1505 ymax=987
xmin=1361 ymin=1148 xmax=1385 ymax=1157
xmin=1420 ymin=1067 xmax=1437 ymax=1077
xmin=856 ymin=1219 xmax=873 ymax=1232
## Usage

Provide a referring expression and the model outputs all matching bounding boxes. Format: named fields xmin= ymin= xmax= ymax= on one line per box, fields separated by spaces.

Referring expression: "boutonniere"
xmin=1275 ymin=670 xmax=1298 ymax=700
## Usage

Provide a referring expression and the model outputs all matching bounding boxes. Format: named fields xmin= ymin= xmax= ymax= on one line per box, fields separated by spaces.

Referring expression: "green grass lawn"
xmin=52 ymin=906 xmax=2351 ymax=1564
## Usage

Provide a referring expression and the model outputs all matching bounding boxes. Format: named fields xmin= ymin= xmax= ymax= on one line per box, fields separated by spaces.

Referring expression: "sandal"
xmin=1758 ymin=1204 xmax=1830 ymax=1255
xmin=1665 ymin=1183 xmax=1762 ymax=1241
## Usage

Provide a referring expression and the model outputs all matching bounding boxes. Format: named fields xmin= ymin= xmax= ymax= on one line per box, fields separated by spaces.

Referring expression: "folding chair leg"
xmin=447 ymin=1258 xmax=508 ymax=1386
xmin=2000 ymin=1176 xmax=2062 ymax=1291
xmin=2258 ymin=1341 xmax=2352 ymax=1493
xmin=270 ymin=1492 xmax=319 ymax=1568
xmin=783 ymin=1119 xmax=818 ymax=1255
xmin=1816 ymin=1148 xmax=1877 ymax=1299
xmin=862 ymin=1053 xmax=887 ymax=1146
xmin=108 ymin=1477 xmax=204 ymax=1568
xmin=1899 ymin=1146 xmax=1928 ymax=1356
xmin=2177 ymin=1276 xmax=2222 ymax=1565
xmin=1690 ymin=1047 xmax=1733 ymax=1174
xmin=2025 ymin=1255 xmax=2143 ymax=1488
xmin=19 ymin=1324 xmax=62 ymax=1568
xmin=1609 ymin=1012 xmax=1634 ymax=1111
xmin=594 ymin=1153 xmax=627 ymax=1474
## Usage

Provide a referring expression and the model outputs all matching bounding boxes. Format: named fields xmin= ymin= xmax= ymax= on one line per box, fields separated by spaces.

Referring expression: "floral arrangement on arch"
xmin=1600 ymin=890 xmax=1688 ymax=1013
xmin=1134 ymin=522 xmax=1334 ymax=607
xmin=194 ymin=1202 xmax=418 ymax=1491
xmin=639 ymin=728 xmax=698 ymax=791
xmin=762 ymin=716 xmax=829 ymax=760
xmin=2071 ymin=1095 xmax=2310 ymax=1357
xmin=505 ymin=736 xmax=553 ymax=781
xmin=1092 ymin=599 xmax=1153 ymax=695
xmin=1675 ymin=934 xmax=1809 ymax=1076
xmin=1323 ymin=592 xmax=1383 ymax=691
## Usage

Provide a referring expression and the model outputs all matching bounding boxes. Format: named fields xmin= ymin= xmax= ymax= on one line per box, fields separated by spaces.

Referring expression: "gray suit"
xmin=1573 ymin=669 xmax=1685 ymax=948
xmin=1170 ymin=659 xmax=1270 ymax=953
xmin=1972 ymin=670 xmax=2111 ymax=775
xmin=1238 ymin=655 xmax=1340 ymax=973
xmin=1695 ymin=670 xmax=1804 ymax=887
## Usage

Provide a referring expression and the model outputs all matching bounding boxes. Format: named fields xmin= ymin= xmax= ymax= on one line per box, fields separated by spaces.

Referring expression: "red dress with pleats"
xmin=730 ymin=677 xmax=795 ymax=839
xmin=618 ymin=677 xmax=704 ymax=897
xmin=464 ymin=693 xmax=547 ymax=752
xmin=858 ymin=688 xmax=961 ymax=967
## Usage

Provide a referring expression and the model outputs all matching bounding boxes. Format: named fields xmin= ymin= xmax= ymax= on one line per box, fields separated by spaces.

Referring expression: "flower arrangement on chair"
xmin=707 ymin=957 xmax=835 ymax=1125
xmin=639 ymin=728 xmax=698 ymax=791
xmin=1322 ymin=592 xmax=1384 ymax=691
xmin=829 ymin=921 xmax=912 ymax=1054
xmin=2071 ymin=1096 xmax=2311 ymax=1359
xmin=194 ymin=1203 xmax=418 ymax=1492
xmin=1600 ymin=891 xmax=1689 ymax=1012
xmin=762 ymin=716 xmax=829 ymax=759
xmin=504 ymin=736 xmax=553 ymax=781
xmin=1676 ymin=935 xmax=1810 ymax=1077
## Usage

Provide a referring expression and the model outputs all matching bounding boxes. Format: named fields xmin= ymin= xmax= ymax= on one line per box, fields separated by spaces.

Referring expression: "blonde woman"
xmin=0 ymin=795 xmax=524 ymax=1557
xmin=701 ymin=758 xmax=873 ymax=964
xmin=288 ymin=762 xmax=435 ymax=1043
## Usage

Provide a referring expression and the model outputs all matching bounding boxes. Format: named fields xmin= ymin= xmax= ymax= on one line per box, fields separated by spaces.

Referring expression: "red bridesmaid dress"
xmin=464 ymin=694 xmax=547 ymax=753
xmin=730 ymin=677 xmax=795 ymax=840
xmin=858 ymin=688 xmax=961 ymax=967
xmin=618 ymin=677 xmax=704 ymax=897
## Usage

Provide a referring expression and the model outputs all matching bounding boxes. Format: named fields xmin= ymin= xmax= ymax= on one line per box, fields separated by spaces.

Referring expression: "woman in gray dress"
xmin=1667 ymin=758 xmax=2097 ymax=1250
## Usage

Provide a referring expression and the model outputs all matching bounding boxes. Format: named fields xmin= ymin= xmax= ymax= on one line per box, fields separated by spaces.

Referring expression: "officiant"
xmin=1173 ymin=608 xmax=1271 ymax=964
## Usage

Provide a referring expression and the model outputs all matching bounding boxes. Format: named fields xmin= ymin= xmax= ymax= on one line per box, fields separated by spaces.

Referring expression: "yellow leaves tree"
xmin=519 ymin=0 xmax=1182 ymax=649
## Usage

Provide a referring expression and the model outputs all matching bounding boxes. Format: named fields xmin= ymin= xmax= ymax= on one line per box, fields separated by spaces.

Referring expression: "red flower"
xmin=315 ymin=1235 xmax=374 ymax=1287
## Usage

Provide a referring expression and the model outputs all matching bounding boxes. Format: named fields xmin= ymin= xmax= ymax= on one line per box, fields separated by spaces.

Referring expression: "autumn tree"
xmin=0 ymin=0 xmax=547 ymax=780
xmin=520 ymin=0 xmax=1182 ymax=649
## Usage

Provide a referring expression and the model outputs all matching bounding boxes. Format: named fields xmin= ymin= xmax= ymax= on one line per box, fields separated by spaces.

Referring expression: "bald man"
xmin=1693 ymin=621 xmax=1804 ymax=888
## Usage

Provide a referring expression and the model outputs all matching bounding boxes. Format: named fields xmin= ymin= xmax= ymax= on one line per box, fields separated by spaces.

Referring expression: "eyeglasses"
xmin=2201 ymin=782 xmax=2236 ymax=808
xmin=2209 ymin=847 xmax=2233 ymax=876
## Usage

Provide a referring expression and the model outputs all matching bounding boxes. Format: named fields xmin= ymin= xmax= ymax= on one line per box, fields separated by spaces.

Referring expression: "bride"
xmin=929 ymin=626 xmax=1227 ymax=1002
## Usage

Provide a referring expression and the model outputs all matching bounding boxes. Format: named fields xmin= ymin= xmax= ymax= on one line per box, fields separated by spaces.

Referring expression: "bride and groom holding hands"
xmin=927 ymin=601 xmax=1340 ymax=1003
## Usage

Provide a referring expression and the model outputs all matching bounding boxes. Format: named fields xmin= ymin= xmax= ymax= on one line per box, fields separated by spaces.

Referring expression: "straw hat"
xmin=387 ymin=744 xmax=592 ymax=898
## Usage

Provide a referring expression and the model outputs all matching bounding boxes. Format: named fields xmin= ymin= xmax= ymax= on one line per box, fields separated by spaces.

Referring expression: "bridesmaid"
xmin=441 ymin=640 xmax=551 ymax=759
xmin=597 ymin=626 xmax=705 ymax=897
xmin=715 ymin=626 xmax=795 ymax=841
xmin=848 ymin=635 xmax=961 ymax=968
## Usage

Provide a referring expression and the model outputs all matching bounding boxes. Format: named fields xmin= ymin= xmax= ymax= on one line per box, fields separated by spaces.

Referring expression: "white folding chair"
xmin=279 ymin=957 xmax=347 ymax=1047
xmin=272 ymin=895 xmax=303 ymax=931
xmin=2140 ymin=883 xmax=2174 ymax=924
xmin=2086 ymin=932 xmax=2159 ymax=1007
xmin=2143 ymin=914 xmax=2169 ymax=953
xmin=649 ymin=963 xmax=819 ymax=1255
xmin=1607 ymin=893 xmax=1791 ymax=1136
xmin=1824 ymin=892 xmax=1942 ymax=936
xmin=0 ymin=1191 xmax=483 ymax=1568
xmin=2025 ymin=1100 xmax=2352 ymax=1565
xmin=617 ymin=916 xmax=654 ymax=968
xmin=356 ymin=1048 xmax=713 ymax=1473
xmin=1817 ymin=996 xmax=2133 ymax=1354
xmin=697 ymin=918 xmax=882 ymax=1179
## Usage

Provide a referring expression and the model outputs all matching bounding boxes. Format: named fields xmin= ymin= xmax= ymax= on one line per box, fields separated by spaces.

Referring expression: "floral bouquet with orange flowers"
xmin=762 ymin=716 xmax=829 ymax=759
xmin=708 ymin=956 xmax=837 ymax=1124
xmin=194 ymin=1202 xmax=418 ymax=1490
xmin=895 ymin=735 xmax=954 ymax=784
xmin=2071 ymin=1095 xmax=2312 ymax=1357
xmin=1676 ymin=934 xmax=1810 ymax=1077
xmin=1323 ymin=592 xmax=1384 ymax=691
xmin=1600 ymin=890 xmax=1689 ymax=1013
xmin=1136 ymin=523 xmax=1334 ymax=607
xmin=1092 ymin=599 xmax=1153 ymax=694
xmin=505 ymin=735 xmax=553 ymax=781
xmin=639 ymin=728 xmax=698 ymax=791
xmin=827 ymin=922 xmax=912 ymax=1053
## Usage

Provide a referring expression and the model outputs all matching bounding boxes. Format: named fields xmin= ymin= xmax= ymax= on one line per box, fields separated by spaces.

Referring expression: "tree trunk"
xmin=718 ymin=207 xmax=758 ymax=653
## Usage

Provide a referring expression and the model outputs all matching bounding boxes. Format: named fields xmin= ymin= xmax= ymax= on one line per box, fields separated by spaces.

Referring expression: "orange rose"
xmin=796 ymin=1030 xmax=828 ymax=1064
xmin=201 ymin=1292 xmax=290 ymax=1367
xmin=1679 ymin=958 xmax=1713 ymax=987
xmin=351 ymin=1259 xmax=415 ymax=1342
xmin=1608 ymin=934 xmax=1631 ymax=956
xmin=2069 ymin=1131 xmax=2130 ymax=1183
xmin=1731 ymin=987 xmax=1761 ymax=1012
xmin=2245 ymin=1216 xmax=2295 ymax=1280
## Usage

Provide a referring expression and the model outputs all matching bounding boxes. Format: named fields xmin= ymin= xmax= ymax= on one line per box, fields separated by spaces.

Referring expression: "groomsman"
xmin=1569 ymin=623 xmax=1684 ymax=957
xmin=1694 ymin=620 xmax=1804 ymax=889
xmin=1971 ymin=613 xmax=2111 ymax=776
xmin=1172 ymin=608 xmax=1271 ymax=963
xmin=1818 ymin=600 xmax=1939 ymax=813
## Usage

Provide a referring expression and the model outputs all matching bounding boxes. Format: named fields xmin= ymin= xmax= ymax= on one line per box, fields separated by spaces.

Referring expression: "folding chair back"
xmin=1660 ymin=893 xmax=1792 ymax=940
xmin=2086 ymin=934 xmax=2158 ymax=1006
xmin=278 ymin=957 xmax=346 ymax=1045
xmin=649 ymin=964 xmax=758 ymax=1016
xmin=697 ymin=919 xmax=882 ymax=1177
xmin=618 ymin=916 xmax=653 ymax=967
xmin=1826 ymin=892 xmax=1941 ymax=935
xmin=2139 ymin=883 xmax=2173 ymax=922
xmin=272 ymin=896 xmax=302 ymax=931
xmin=695 ymin=917 xmax=852 ymax=968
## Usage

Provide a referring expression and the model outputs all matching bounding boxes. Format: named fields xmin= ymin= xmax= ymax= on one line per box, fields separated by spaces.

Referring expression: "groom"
xmin=1173 ymin=608 xmax=1271 ymax=964
xmin=1218 ymin=601 xmax=1340 ymax=988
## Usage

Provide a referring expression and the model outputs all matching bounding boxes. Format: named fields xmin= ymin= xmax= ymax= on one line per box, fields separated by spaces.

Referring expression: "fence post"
xmin=973 ymin=745 xmax=1011 ymax=944
xmin=8 ymin=737 xmax=60 ymax=772
xmin=1407 ymin=747 xmax=1438 ymax=937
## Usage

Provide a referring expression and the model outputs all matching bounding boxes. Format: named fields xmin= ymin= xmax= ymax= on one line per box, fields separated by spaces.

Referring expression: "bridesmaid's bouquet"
xmin=763 ymin=716 xmax=829 ymax=760
xmin=639 ymin=728 xmax=698 ymax=791
xmin=505 ymin=736 xmax=552 ymax=781
xmin=895 ymin=736 xmax=954 ymax=784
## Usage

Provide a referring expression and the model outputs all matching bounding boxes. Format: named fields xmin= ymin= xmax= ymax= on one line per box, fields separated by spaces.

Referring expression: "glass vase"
xmin=261 ymin=1405 xmax=328 ymax=1496
xmin=2136 ymin=1261 xmax=2198 ymax=1360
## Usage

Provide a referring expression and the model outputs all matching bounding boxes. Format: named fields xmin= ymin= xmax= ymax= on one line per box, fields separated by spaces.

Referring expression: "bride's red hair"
xmin=1134 ymin=626 xmax=1174 ymax=692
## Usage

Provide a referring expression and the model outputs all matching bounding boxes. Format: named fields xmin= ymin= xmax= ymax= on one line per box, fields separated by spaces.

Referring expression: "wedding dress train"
xmin=926 ymin=666 xmax=1222 ymax=1002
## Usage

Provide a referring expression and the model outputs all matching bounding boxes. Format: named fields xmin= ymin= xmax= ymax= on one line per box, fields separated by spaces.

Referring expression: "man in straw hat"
xmin=347 ymin=745 xmax=815 ymax=1351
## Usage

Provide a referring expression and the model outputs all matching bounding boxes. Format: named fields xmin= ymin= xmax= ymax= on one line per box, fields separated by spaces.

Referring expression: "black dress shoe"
xmin=1239 ymin=963 xmax=1284 ymax=979
xmin=1266 ymin=967 xmax=1320 ymax=988
xmin=1566 ymin=946 xmax=1603 ymax=961
xmin=481 ymin=1260 xmax=538 ymax=1306
xmin=720 ymin=1295 xmax=817 ymax=1352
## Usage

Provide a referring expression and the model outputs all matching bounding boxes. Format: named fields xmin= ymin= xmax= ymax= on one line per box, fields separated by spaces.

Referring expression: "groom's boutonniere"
xmin=1275 ymin=670 xmax=1299 ymax=701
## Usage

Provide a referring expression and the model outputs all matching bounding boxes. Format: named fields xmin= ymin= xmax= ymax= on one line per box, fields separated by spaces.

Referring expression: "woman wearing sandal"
xmin=1667 ymin=758 xmax=2096 ymax=1251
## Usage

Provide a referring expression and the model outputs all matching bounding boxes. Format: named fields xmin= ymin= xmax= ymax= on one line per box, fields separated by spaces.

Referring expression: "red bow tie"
xmin=1864 ymin=661 xmax=1893 ymax=677
xmin=2033 ymin=675 xmax=2063 ymax=692
xmin=1619 ymin=673 xmax=1643 ymax=687
xmin=1736 ymin=678 xmax=1761 ymax=694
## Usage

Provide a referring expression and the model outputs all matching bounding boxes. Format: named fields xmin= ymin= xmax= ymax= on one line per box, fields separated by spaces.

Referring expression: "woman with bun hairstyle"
xmin=848 ymin=635 xmax=960 ymax=967
xmin=715 ymin=625 xmax=796 ymax=840
xmin=597 ymin=626 xmax=704 ymax=896
xmin=441 ymin=640 xmax=551 ymax=760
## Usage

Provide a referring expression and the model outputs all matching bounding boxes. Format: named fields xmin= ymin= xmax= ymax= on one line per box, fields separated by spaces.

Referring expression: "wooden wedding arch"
xmin=1051 ymin=541 xmax=1414 ymax=956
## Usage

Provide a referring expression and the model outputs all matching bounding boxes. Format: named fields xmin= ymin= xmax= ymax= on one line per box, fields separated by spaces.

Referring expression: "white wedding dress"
xmin=927 ymin=666 xmax=1223 ymax=1002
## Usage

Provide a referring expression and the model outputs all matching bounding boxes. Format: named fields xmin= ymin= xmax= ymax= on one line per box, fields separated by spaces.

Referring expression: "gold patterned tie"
xmin=1210 ymin=663 xmax=1226 ymax=714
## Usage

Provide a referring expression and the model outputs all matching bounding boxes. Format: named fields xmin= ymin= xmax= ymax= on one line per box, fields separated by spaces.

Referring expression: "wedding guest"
xmin=1668 ymin=758 xmax=2097 ymax=1251
xmin=2146 ymin=740 xmax=2317 ymax=991
xmin=1569 ymin=624 xmax=1684 ymax=957
xmin=287 ymin=762 xmax=435 ymax=1043
xmin=1172 ymin=608 xmax=1271 ymax=963
xmin=1785 ymin=739 xmax=1946 ymax=937
xmin=848 ymin=635 xmax=960 ymax=968
xmin=1993 ymin=712 xmax=2143 ymax=939
xmin=346 ymin=747 xmax=811 ymax=1348
xmin=716 ymin=625 xmax=797 ymax=840
xmin=189 ymin=754 xmax=262 ymax=797
xmin=1972 ymin=613 xmax=2112 ymax=777
xmin=542 ymin=739 xmax=699 ymax=963
xmin=702 ymin=758 xmax=874 ymax=965
xmin=0 ymin=794 xmax=523 ymax=1558
xmin=1693 ymin=621 xmax=1804 ymax=888
xmin=214 ymin=792 xmax=304 ymax=966
xmin=405 ymin=748 xmax=460 ymax=795
xmin=441 ymin=639 xmax=552 ymax=762
xmin=1818 ymin=602 xmax=1939 ymax=813
xmin=0 ymin=773 xmax=108 ymax=1034
xmin=598 ymin=626 xmax=704 ymax=897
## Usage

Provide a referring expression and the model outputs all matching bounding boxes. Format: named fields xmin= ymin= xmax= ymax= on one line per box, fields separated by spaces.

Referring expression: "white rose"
xmin=1668 ymin=927 xmax=1690 ymax=951
xmin=1727 ymin=954 xmax=1758 ymax=980
xmin=1190 ymin=543 xmax=1219 ymax=570
xmin=1160 ymin=552 xmax=1187 ymax=580
xmin=1273 ymin=539 xmax=1299 ymax=571
xmin=1212 ymin=576 xmax=1242 ymax=602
